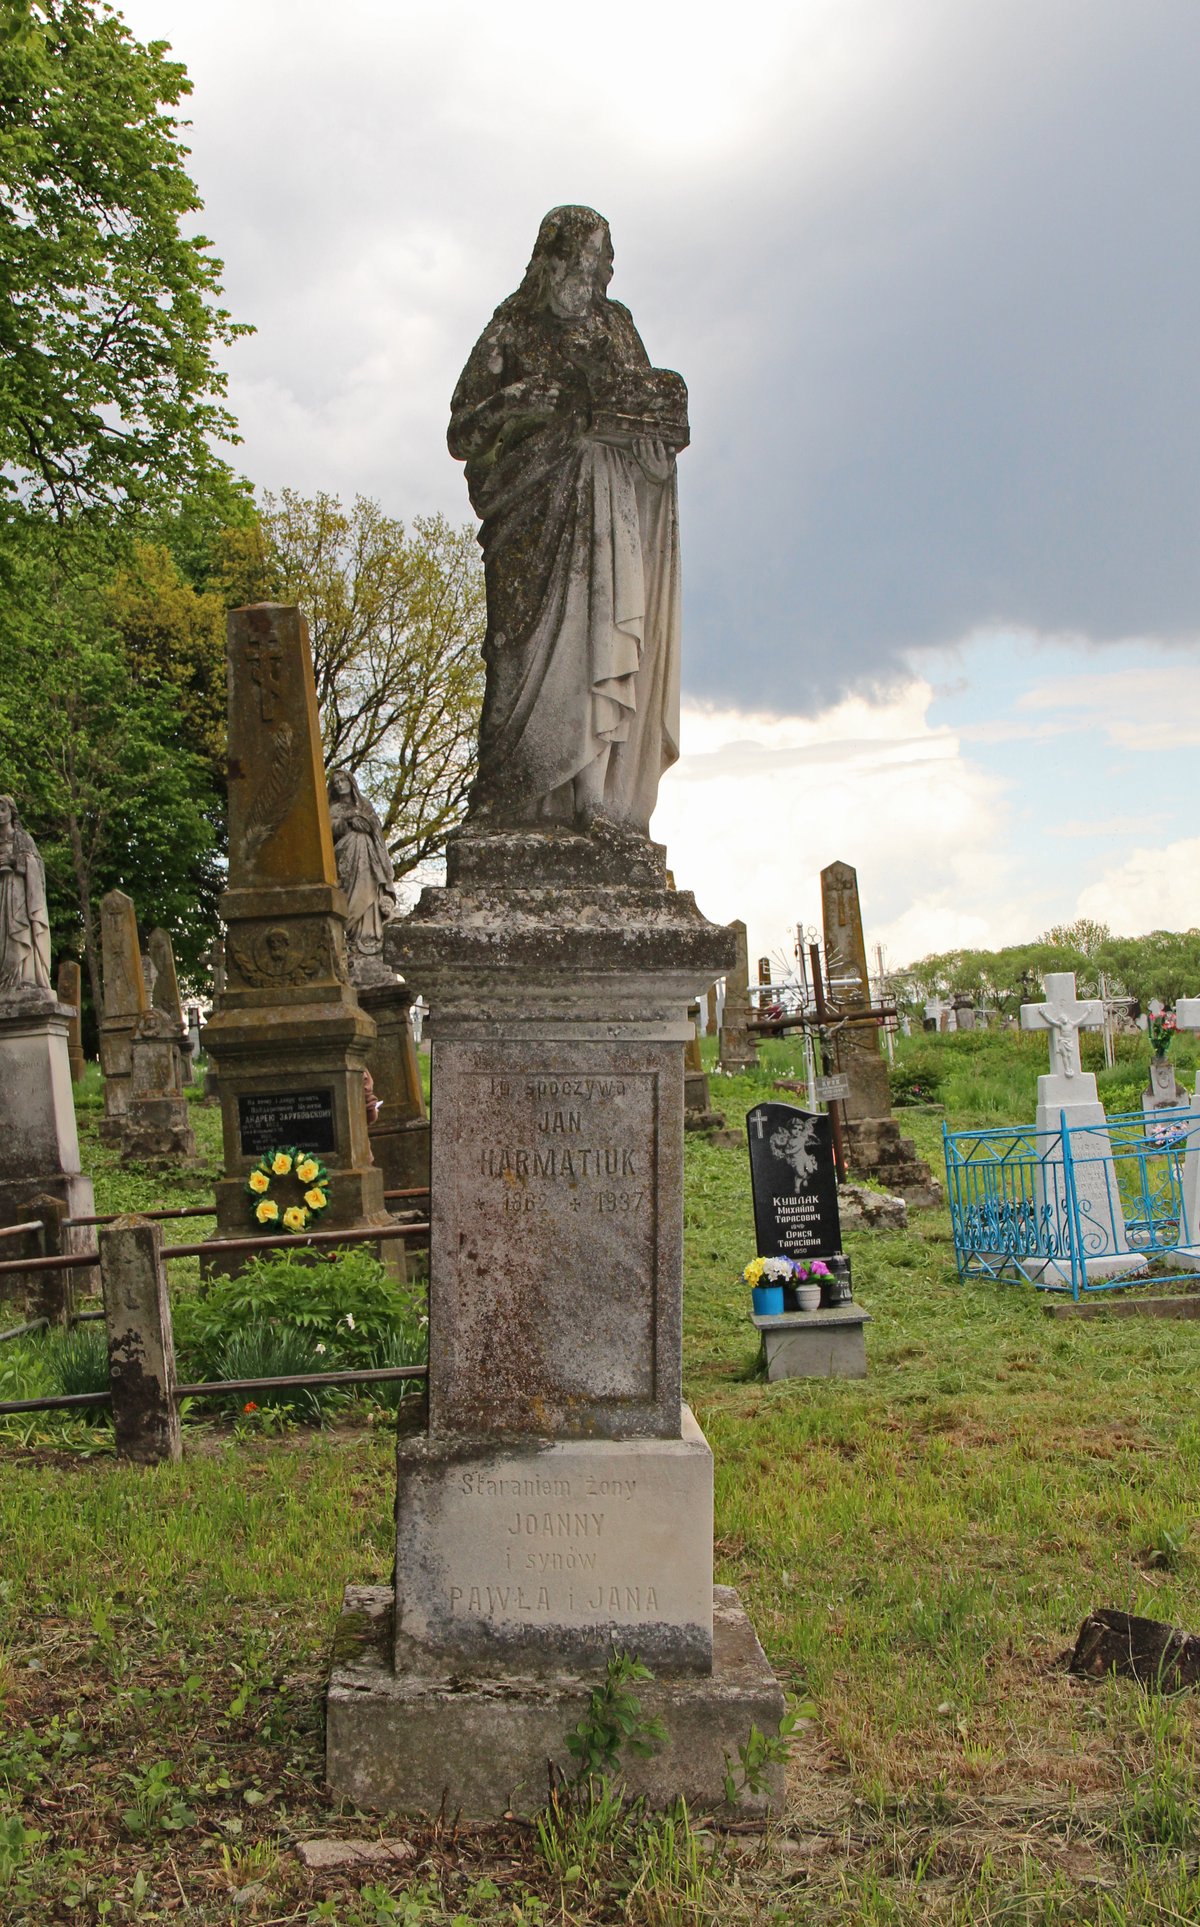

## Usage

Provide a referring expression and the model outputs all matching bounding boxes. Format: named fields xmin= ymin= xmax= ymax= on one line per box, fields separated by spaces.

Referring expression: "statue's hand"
xmin=518 ymin=380 xmax=567 ymax=419
xmin=633 ymin=436 xmax=674 ymax=483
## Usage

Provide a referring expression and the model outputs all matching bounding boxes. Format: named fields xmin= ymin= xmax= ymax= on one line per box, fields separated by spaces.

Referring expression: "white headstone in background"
xmin=1018 ymin=972 xmax=1145 ymax=1284
xmin=1163 ymin=998 xmax=1200 ymax=1263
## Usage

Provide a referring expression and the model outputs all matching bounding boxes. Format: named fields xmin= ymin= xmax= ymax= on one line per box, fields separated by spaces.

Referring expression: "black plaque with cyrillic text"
xmin=237 ymin=1089 xmax=337 ymax=1157
xmin=746 ymin=1101 xmax=841 ymax=1260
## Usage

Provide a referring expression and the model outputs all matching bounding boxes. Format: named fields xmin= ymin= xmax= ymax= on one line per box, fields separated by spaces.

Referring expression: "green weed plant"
xmin=176 ymin=1247 xmax=425 ymax=1381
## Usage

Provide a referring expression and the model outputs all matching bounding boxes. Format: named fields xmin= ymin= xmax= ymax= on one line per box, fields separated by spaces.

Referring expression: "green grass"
xmin=4 ymin=1049 xmax=1200 ymax=1920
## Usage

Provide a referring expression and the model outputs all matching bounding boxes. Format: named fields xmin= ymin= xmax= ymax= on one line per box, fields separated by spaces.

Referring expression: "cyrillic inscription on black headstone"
xmin=746 ymin=1102 xmax=841 ymax=1260
xmin=237 ymin=1089 xmax=337 ymax=1157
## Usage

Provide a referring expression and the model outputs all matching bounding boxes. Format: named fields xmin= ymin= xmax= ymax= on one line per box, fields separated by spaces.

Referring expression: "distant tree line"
xmin=895 ymin=920 xmax=1200 ymax=1016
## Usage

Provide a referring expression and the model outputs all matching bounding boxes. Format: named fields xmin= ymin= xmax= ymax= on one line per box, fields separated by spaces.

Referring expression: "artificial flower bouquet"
xmin=246 ymin=1147 xmax=331 ymax=1233
xmin=743 ymin=1254 xmax=833 ymax=1314
xmin=1148 ymin=1010 xmax=1178 ymax=1058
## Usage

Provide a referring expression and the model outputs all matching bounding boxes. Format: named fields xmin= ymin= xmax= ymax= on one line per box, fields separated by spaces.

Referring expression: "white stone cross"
xmin=1020 ymin=972 xmax=1105 ymax=1082
xmin=1171 ymin=999 xmax=1200 ymax=1099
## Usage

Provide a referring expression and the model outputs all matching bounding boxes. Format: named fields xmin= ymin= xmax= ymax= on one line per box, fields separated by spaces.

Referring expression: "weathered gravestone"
xmin=1018 ymin=972 xmax=1146 ymax=1283
xmin=820 ymin=859 xmax=940 ymax=1205
xmin=745 ymin=1101 xmax=866 ymax=1379
xmin=326 ymin=769 xmax=431 ymax=1197
xmin=717 ymin=918 xmax=758 ymax=1072
xmin=326 ymin=205 xmax=783 ymax=1820
xmin=57 ymin=958 xmax=86 ymax=1082
xmin=1144 ymin=1056 xmax=1186 ymax=1114
xmin=682 ymin=998 xmax=735 ymax=1146
xmin=122 ymin=928 xmax=197 ymax=1164
xmin=1139 ymin=1007 xmax=1186 ymax=1116
xmin=99 ymin=903 xmax=196 ymax=1165
xmin=705 ymin=982 xmax=718 ymax=1036
xmin=0 ymin=796 xmax=95 ymax=1309
xmin=1159 ymin=998 xmax=1200 ymax=1264
xmin=746 ymin=1101 xmax=843 ymax=1270
xmin=201 ymin=605 xmax=395 ymax=1273
xmin=98 ymin=889 xmax=148 ymax=1144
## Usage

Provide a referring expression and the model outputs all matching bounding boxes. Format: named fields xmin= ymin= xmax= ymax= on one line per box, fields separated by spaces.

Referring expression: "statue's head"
xmin=0 ymin=795 xmax=14 ymax=829
xmin=329 ymin=770 xmax=366 ymax=809
xmin=519 ymin=206 xmax=614 ymax=319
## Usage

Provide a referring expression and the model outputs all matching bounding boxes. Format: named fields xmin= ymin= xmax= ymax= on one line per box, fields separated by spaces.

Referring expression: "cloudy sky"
xmin=121 ymin=0 xmax=1200 ymax=982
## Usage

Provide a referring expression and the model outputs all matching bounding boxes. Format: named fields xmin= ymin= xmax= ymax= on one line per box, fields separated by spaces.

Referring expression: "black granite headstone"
xmin=237 ymin=1088 xmax=337 ymax=1157
xmin=746 ymin=1102 xmax=841 ymax=1262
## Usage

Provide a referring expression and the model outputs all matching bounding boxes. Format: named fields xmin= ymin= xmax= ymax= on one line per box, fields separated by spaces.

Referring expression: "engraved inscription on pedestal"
xmin=237 ymin=1089 xmax=337 ymax=1157
xmin=394 ymin=1414 xmax=713 ymax=1673
xmin=431 ymin=1042 xmax=681 ymax=1440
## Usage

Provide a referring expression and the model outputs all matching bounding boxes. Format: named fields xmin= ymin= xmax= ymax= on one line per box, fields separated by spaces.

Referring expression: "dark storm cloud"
xmin=682 ymin=3 xmax=1200 ymax=707
xmin=123 ymin=0 xmax=1200 ymax=712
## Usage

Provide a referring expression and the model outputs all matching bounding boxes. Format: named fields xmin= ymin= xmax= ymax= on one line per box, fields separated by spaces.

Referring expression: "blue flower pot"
xmin=751 ymin=1284 xmax=785 ymax=1316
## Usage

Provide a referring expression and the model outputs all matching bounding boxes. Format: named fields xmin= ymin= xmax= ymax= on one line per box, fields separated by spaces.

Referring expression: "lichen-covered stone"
xmin=202 ymin=607 xmax=393 ymax=1270
xmin=450 ymin=207 xmax=686 ymax=837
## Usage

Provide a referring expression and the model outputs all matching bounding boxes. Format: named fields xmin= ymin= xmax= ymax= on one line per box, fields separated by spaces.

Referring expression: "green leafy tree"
xmin=240 ymin=490 xmax=486 ymax=878
xmin=0 ymin=524 xmax=222 ymax=1016
xmin=899 ymin=940 xmax=1095 ymax=1015
xmin=105 ymin=537 xmax=228 ymax=776
xmin=1095 ymin=931 xmax=1200 ymax=1009
xmin=1040 ymin=918 xmax=1111 ymax=960
xmin=0 ymin=0 xmax=248 ymax=521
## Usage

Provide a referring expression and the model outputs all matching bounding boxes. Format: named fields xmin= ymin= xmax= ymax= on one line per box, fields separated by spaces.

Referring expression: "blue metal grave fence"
xmin=942 ymin=1108 xmax=1200 ymax=1298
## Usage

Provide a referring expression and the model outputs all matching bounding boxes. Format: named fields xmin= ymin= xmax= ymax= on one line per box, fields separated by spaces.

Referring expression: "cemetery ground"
xmin=3 ymin=1034 xmax=1200 ymax=1922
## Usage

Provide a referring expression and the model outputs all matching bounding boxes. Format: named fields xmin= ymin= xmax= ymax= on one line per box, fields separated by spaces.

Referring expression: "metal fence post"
xmin=1061 ymin=1111 xmax=1084 ymax=1301
xmin=99 ymin=1217 xmax=181 ymax=1465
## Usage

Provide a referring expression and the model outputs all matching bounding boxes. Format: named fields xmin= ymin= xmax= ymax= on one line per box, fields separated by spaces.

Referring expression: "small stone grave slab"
xmin=752 ymin=1302 xmax=870 ymax=1381
xmin=296 ymin=1838 xmax=415 ymax=1872
xmin=1144 ymin=1055 xmax=1186 ymax=1114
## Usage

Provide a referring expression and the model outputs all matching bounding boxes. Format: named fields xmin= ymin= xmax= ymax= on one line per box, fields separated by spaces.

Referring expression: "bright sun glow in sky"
xmin=120 ymin=0 xmax=1200 ymax=978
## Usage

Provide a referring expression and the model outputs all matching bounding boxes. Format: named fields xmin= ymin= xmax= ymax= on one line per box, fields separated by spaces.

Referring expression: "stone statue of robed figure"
xmin=345 ymin=212 xmax=776 ymax=1821
xmin=327 ymin=770 xmax=396 ymax=974
xmin=449 ymin=204 xmax=687 ymax=836
xmin=0 ymin=794 xmax=52 ymax=993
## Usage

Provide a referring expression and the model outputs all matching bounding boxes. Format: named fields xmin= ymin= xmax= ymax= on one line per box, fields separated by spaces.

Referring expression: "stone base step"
xmin=326 ymin=1584 xmax=786 ymax=1820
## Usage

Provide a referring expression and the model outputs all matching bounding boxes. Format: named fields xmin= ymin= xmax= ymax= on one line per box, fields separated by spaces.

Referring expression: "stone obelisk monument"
xmin=325 ymin=770 xmax=431 ymax=1198
xmin=202 ymin=605 xmax=392 ymax=1268
xmin=326 ymin=206 xmax=783 ymax=1817
xmin=820 ymin=859 xmax=940 ymax=1205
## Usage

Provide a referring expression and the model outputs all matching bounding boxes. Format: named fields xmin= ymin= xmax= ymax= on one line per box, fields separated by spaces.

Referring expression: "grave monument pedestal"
xmin=357 ymin=977 xmax=431 ymax=1197
xmin=0 ymin=987 xmax=96 ymax=1306
xmin=123 ymin=1007 xmax=198 ymax=1165
xmin=327 ymin=825 xmax=784 ymax=1817
xmin=1020 ymin=973 xmax=1147 ymax=1285
xmin=752 ymin=1303 xmax=870 ymax=1380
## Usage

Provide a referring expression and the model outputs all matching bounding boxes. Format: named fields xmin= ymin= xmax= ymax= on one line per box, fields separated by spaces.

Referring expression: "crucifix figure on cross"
xmin=1019 ymin=972 xmax=1105 ymax=1081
